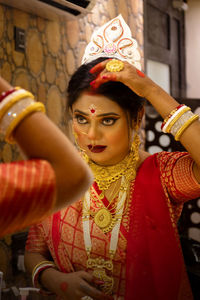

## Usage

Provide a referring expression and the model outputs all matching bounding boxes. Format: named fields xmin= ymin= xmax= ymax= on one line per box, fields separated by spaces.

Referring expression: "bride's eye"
xmin=75 ymin=115 xmax=88 ymax=124
xmin=102 ymin=118 xmax=117 ymax=126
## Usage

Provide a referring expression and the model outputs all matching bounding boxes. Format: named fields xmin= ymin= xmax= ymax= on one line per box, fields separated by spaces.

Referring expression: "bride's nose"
xmin=87 ymin=123 xmax=101 ymax=140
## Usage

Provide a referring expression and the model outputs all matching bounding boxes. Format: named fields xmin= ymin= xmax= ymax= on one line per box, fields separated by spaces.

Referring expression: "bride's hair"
xmin=67 ymin=57 xmax=145 ymax=122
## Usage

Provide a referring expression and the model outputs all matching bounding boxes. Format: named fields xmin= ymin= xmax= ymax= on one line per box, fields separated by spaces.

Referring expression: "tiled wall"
xmin=0 ymin=0 xmax=144 ymax=163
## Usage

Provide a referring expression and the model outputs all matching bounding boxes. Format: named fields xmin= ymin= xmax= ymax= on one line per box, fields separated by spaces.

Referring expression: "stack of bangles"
xmin=0 ymin=87 xmax=45 ymax=143
xmin=32 ymin=260 xmax=57 ymax=295
xmin=161 ymin=104 xmax=199 ymax=141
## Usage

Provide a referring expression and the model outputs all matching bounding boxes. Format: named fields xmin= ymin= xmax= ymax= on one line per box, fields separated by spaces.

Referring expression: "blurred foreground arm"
xmin=0 ymin=77 xmax=93 ymax=237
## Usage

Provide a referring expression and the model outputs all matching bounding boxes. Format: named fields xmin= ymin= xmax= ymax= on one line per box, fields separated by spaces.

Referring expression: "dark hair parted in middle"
xmin=67 ymin=57 xmax=145 ymax=121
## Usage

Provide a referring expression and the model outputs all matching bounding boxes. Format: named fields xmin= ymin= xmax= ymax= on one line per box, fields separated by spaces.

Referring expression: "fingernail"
xmin=95 ymin=280 xmax=104 ymax=285
xmin=90 ymin=80 xmax=96 ymax=85
xmin=102 ymin=75 xmax=108 ymax=79
xmin=136 ymin=69 xmax=145 ymax=78
xmin=89 ymin=67 xmax=96 ymax=74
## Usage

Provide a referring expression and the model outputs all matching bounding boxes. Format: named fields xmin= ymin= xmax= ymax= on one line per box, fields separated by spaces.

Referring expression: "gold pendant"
xmin=94 ymin=208 xmax=112 ymax=229
xmin=87 ymin=257 xmax=114 ymax=295
xmin=93 ymin=208 xmax=118 ymax=233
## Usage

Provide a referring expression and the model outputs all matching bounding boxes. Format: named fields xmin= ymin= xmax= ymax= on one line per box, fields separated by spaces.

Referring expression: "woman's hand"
xmin=89 ymin=59 xmax=157 ymax=99
xmin=41 ymin=269 xmax=114 ymax=300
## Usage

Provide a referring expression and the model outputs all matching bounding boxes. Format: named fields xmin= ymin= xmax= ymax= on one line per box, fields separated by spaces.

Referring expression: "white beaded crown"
xmin=82 ymin=14 xmax=141 ymax=70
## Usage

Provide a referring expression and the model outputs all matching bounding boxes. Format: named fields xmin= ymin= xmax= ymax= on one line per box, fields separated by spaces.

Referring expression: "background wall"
xmin=0 ymin=0 xmax=144 ymax=164
xmin=185 ymin=0 xmax=200 ymax=98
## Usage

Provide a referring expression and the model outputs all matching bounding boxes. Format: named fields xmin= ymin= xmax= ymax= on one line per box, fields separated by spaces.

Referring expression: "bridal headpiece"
xmin=82 ymin=14 xmax=142 ymax=70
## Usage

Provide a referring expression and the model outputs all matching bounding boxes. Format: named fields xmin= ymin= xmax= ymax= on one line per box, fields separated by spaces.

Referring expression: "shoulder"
xmin=138 ymin=150 xmax=151 ymax=167
xmin=137 ymin=150 xmax=189 ymax=169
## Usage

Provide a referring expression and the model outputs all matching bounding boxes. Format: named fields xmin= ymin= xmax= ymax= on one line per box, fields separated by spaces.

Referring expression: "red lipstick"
xmin=88 ymin=145 xmax=107 ymax=153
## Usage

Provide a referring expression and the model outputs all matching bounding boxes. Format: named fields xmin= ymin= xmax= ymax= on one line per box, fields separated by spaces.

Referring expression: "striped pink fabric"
xmin=0 ymin=159 xmax=56 ymax=237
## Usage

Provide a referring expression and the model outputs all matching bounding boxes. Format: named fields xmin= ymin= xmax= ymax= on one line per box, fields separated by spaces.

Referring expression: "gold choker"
xmin=87 ymin=149 xmax=139 ymax=191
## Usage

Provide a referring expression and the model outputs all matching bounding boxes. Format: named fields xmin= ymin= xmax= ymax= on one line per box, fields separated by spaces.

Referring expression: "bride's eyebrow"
xmin=74 ymin=109 xmax=88 ymax=116
xmin=74 ymin=109 xmax=120 ymax=117
xmin=96 ymin=112 xmax=120 ymax=117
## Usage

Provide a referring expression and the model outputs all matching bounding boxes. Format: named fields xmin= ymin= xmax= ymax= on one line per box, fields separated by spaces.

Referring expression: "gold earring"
xmin=130 ymin=130 xmax=140 ymax=162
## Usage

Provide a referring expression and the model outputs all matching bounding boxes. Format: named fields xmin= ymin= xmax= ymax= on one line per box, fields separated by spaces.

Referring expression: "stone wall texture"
xmin=0 ymin=0 xmax=144 ymax=163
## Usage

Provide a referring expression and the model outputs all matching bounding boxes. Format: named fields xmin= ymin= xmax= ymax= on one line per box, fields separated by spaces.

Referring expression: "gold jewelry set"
xmin=82 ymin=133 xmax=140 ymax=295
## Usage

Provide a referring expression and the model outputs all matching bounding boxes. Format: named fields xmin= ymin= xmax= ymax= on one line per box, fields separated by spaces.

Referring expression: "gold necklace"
xmin=89 ymin=185 xmax=130 ymax=233
xmin=85 ymin=149 xmax=138 ymax=232
xmin=82 ymin=176 xmax=128 ymax=295
xmin=87 ymin=149 xmax=139 ymax=191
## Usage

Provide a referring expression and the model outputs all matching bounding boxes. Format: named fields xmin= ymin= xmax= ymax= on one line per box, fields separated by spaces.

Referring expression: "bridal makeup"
xmin=72 ymin=92 xmax=130 ymax=166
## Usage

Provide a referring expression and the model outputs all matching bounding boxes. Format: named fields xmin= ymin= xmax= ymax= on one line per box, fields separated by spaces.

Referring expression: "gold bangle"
xmin=5 ymin=102 xmax=45 ymax=143
xmin=175 ymin=114 xmax=199 ymax=141
xmin=166 ymin=106 xmax=191 ymax=133
xmin=0 ymin=90 xmax=34 ymax=121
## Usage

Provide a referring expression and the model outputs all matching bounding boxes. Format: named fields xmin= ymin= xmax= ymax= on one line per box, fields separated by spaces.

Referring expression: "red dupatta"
xmin=125 ymin=154 xmax=193 ymax=300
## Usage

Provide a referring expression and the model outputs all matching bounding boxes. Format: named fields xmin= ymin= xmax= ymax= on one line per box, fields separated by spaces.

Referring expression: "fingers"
xmin=81 ymin=270 xmax=94 ymax=283
xmin=89 ymin=60 xmax=111 ymax=74
xmin=90 ymin=73 xmax=117 ymax=89
xmin=79 ymin=280 xmax=114 ymax=300
xmin=81 ymin=271 xmax=103 ymax=285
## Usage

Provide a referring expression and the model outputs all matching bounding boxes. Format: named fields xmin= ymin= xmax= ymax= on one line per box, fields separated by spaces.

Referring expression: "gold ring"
xmin=106 ymin=59 xmax=124 ymax=72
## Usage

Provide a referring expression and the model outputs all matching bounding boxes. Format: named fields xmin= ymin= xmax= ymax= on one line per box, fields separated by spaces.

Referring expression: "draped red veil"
xmin=125 ymin=154 xmax=193 ymax=300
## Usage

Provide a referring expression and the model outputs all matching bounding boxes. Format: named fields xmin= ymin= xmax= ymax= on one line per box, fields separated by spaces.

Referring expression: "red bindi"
xmin=60 ymin=281 xmax=68 ymax=292
xmin=89 ymin=104 xmax=97 ymax=114
xmin=136 ymin=69 xmax=145 ymax=78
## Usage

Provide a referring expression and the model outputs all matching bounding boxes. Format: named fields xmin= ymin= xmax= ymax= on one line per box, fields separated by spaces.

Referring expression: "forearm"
xmin=14 ymin=112 xmax=93 ymax=210
xmin=146 ymin=82 xmax=200 ymax=179
xmin=24 ymin=251 xmax=50 ymax=275
xmin=40 ymin=267 xmax=62 ymax=294
xmin=145 ymin=83 xmax=180 ymax=119
xmin=0 ymin=77 xmax=93 ymax=210
xmin=24 ymin=251 xmax=60 ymax=294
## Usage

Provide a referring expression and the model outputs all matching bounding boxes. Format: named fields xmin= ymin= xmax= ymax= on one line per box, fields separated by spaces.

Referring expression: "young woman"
xmin=25 ymin=16 xmax=200 ymax=300
xmin=0 ymin=75 xmax=93 ymax=238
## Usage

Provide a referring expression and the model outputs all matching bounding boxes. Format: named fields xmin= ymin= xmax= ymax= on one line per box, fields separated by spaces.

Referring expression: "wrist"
xmin=41 ymin=267 xmax=66 ymax=295
xmin=40 ymin=266 xmax=59 ymax=286
xmin=32 ymin=261 xmax=57 ymax=295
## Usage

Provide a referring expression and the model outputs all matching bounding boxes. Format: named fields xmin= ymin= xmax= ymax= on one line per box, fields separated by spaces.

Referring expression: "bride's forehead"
xmin=73 ymin=93 xmax=123 ymax=113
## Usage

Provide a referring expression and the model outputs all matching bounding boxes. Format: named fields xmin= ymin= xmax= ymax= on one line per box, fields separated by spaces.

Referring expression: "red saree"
xmin=0 ymin=159 xmax=56 ymax=237
xmin=26 ymin=152 xmax=200 ymax=299
xmin=125 ymin=154 xmax=193 ymax=300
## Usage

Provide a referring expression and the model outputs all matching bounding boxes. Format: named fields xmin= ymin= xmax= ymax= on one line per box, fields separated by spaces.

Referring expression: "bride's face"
xmin=72 ymin=92 xmax=132 ymax=166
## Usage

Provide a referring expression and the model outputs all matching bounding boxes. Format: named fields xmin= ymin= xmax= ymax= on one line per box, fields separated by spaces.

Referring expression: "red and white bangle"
xmin=164 ymin=106 xmax=191 ymax=133
xmin=161 ymin=104 xmax=186 ymax=133
xmin=0 ymin=88 xmax=34 ymax=121
xmin=0 ymin=87 xmax=18 ymax=103
xmin=0 ymin=87 xmax=45 ymax=143
xmin=32 ymin=261 xmax=57 ymax=295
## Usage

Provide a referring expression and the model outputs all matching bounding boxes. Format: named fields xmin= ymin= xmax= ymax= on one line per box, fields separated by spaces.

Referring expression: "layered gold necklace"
xmin=84 ymin=149 xmax=139 ymax=233
xmin=82 ymin=149 xmax=139 ymax=295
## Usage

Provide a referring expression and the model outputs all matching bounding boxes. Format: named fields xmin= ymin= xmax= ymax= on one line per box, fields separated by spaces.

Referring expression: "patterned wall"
xmin=0 ymin=0 xmax=144 ymax=164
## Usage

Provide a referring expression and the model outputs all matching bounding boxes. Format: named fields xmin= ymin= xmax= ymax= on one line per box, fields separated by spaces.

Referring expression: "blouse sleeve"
xmin=157 ymin=151 xmax=200 ymax=203
xmin=25 ymin=223 xmax=49 ymax=256
xmin=0 ymin=159 xmax=56 ymax=238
